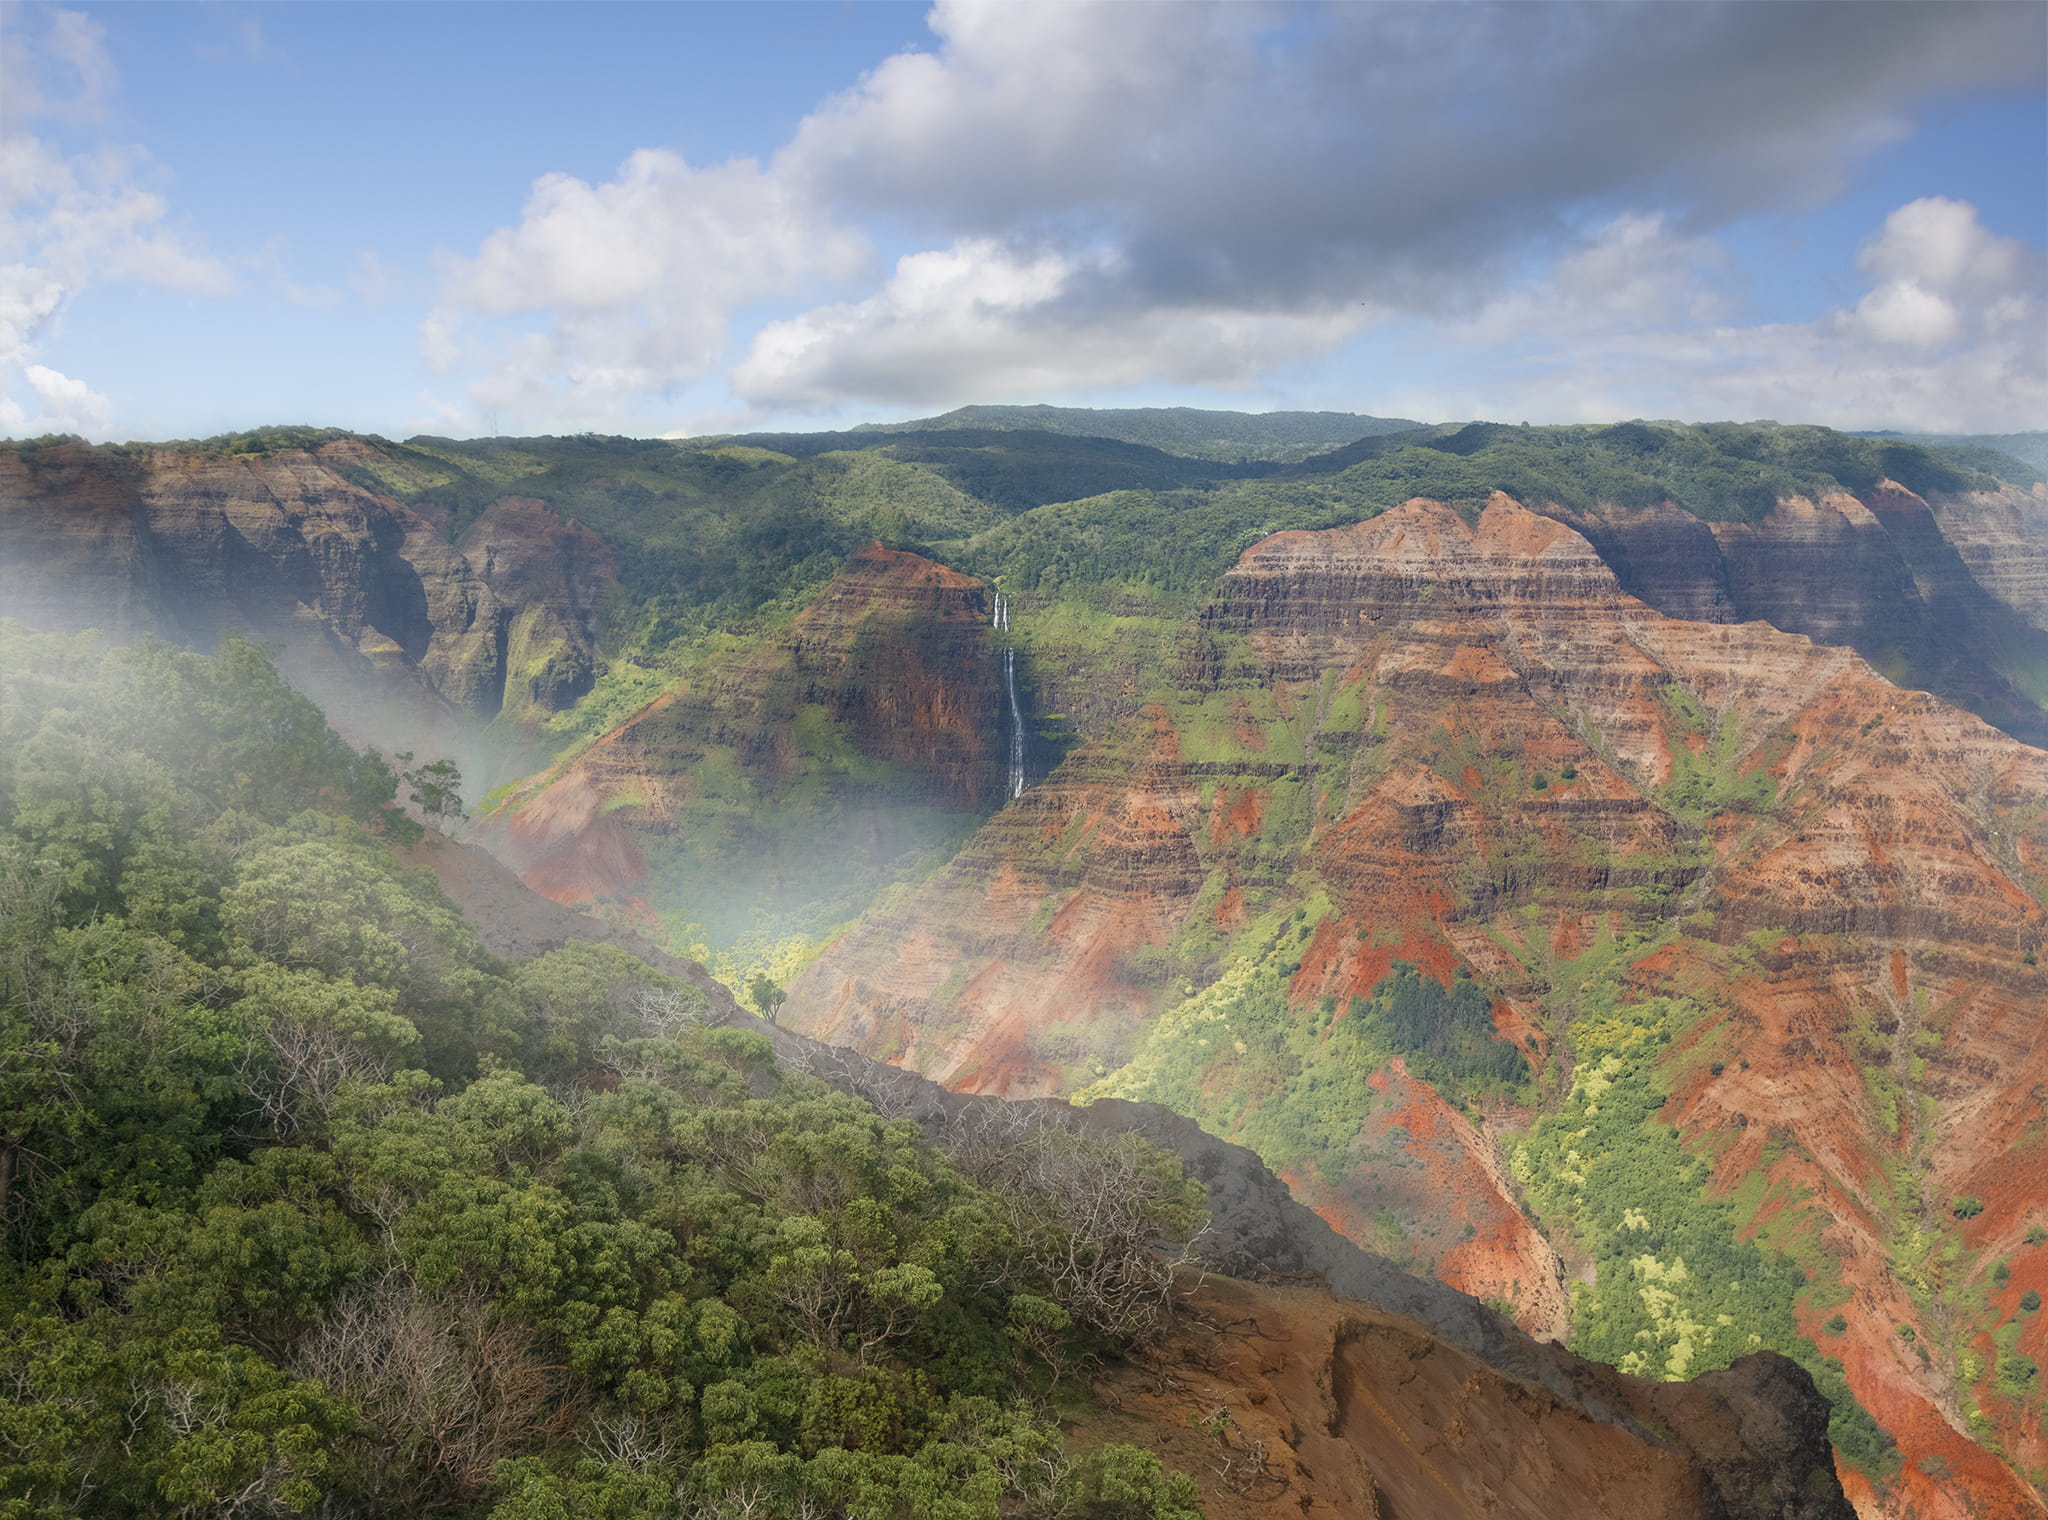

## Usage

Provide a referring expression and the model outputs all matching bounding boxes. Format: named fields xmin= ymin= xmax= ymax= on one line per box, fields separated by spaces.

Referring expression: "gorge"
xmin=5 ymin=410 xmax=2047 ymax=1518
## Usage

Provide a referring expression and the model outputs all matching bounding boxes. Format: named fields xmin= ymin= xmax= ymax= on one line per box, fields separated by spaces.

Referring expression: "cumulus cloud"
xmin=423 ymin=148 xmax=865 ymax=419
xmin=1832 ymin=196 xmax=2040 ymax=353
xmin=18 ymin=362 xmax=108 ymax=431
xmin=427 ymin=0 xmax=2043 ymax=424
xmin=1401 ymin=199 xmax=2045 ymax=433
xmin=1 ymin=7 xmax=229 ymax=435
xmin=779 ymin=0 xmax=2039 ymax=312
xmin=732 ymin=239 xmax=1372 ymax=407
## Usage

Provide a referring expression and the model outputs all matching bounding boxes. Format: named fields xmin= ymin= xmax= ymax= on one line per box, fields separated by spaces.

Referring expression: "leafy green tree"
xmin=392 ymin=751 xmax=467 ymax=830
xmin=748 ymin=972 xmax=788 ymax=1024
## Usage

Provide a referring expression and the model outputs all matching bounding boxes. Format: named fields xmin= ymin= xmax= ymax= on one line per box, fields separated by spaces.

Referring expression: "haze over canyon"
xmin=5 ymin=408 xmax=2048 ymax=1518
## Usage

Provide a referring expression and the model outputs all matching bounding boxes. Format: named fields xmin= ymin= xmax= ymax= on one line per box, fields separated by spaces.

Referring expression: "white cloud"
xmin=732 ymin=238 xmax=1372 ymax=407
xmin=1 ymin=8 xmax=229 ymax=435
xmin=1461 ymin=214 xmax=1740 ymax=346
xmin=1395 ymin=200 xmax=2044 ymax=433
xmin=19 ymin=362 xmax=108 ymax=431
xmin=423 ymin=148 xmax=866 ymax=421
xmin=779 ymin=0 xmax=2040 ymax=311
xmin=424 ymin=1 xmax=2042 ymax=427
xmin=1832 ymin=196 xmax=2039 ymax=354
xmin=0 ymin=6 xmax=116 ymax=122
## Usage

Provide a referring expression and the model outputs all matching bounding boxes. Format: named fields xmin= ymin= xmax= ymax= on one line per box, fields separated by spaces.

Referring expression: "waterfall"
xmin=993 ymin=592 xmax=1025 ymax=799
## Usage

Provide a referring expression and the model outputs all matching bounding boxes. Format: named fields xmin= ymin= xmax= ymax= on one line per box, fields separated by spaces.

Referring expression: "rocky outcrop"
xmin=0 ymin=440 xmax=613 ymax=784
xmin=1095 ymin=1276 xmax=1847 ymax=1520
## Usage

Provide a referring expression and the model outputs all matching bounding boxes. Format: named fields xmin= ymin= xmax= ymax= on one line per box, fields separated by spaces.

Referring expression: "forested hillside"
xmin=0 ymin=626 xmax=1210 ymax=1519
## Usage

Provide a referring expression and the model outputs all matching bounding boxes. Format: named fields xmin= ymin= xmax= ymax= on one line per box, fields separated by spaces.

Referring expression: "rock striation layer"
xmin=1546 ymin=482 xmax=2048 ymax=747
xmin=790 ymin=497 xmax=2048 ymax=1518
xmin=0 ymin=440 xmax=613 ymax=781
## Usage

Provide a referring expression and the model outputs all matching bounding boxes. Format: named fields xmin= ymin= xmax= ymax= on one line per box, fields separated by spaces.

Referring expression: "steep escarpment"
xmin=1921 ymin=485 xmax=2048 ymax=636
xmin=0 ymin=439 xmax=614 ymax=780
xmin=482 ymin=544 xmax=1005 ymax=946
xmin=791 ymin=498 xmax=2048 ymax=1516
xmin=1547 ymin=481 xmax=2048 ymax=746
xmin=453 ymin=495 xmax=615 ymax=717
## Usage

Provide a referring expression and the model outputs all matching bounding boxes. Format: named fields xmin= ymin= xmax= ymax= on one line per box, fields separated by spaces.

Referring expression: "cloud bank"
xmin=422 ymin=0 xmax=2043 ymax=431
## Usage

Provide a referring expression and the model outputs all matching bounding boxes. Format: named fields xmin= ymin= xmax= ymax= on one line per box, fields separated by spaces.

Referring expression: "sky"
xmin=2 ymin=0 xmax=2044 ymax=443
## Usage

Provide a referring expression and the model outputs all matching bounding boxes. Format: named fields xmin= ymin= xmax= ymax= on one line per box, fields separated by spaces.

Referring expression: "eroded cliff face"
xmin=0 ymin=441 xmax=612 ymax=780
xmin=788 ymin=498 xmax=2048 ymax=1518
xmin=479 ymin=545 xmax=1004 ymax=941
xmin=1920 ymin=484 xmax=2048 ymax=636
xmin=1550 ymin=482 xmax=2048 ymax=747
xmin=1090 ymin=1275 xmax=1848 ymax=1520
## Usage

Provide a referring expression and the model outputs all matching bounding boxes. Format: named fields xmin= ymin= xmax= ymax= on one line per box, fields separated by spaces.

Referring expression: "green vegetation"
xmin=1088 ymin=915 xmax=1532 ymax=1200
xmin=747 ymin=973 xmax=788 ymax=1024
xmin=0 ymin=626 xmax=1209 ymax=1520
xmin=1652 ymin=684 xmax=1779 ymax=822
xmin=1352 ymin=965 xmax=1528 ymax=1089
xmin=1508 ymin=986 xmax=1895 ymax=1476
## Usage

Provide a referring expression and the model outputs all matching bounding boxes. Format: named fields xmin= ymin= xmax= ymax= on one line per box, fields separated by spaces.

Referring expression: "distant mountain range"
xmin=838 ymin=403 xmax=1427 ymax=462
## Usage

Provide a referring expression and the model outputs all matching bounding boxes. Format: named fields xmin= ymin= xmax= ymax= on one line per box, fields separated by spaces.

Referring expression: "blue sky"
xmin=2 ymin=0 xmax=2043 ymax=442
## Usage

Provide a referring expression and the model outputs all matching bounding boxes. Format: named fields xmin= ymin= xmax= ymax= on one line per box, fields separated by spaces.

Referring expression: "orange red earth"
xmin=783 ymin=497 xmax=2048 ymax=1518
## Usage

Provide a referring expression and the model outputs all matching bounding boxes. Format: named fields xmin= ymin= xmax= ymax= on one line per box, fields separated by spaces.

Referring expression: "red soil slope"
xmin=791 ymin=497 xmax=2048 ymax=1517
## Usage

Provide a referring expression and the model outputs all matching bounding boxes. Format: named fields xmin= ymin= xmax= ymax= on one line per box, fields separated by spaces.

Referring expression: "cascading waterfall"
xmin=993 ymin=592 xmax=1025 ymax=799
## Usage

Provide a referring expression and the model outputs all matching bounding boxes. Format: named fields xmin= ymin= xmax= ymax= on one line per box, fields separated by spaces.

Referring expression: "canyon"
xmin=5 ymin=416 xmax=2046 ymax=1517
xmin=787 ymin=494 xmax=2048 ymax=1516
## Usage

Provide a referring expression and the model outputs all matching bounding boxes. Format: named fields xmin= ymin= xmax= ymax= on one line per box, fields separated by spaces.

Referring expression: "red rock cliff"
xmin=790 ymin=497 xmax=2048 ymax=1518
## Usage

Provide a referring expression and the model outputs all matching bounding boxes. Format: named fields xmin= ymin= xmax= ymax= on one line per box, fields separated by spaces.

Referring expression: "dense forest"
xmin=0 ymin=626 xmax=1210 ymax=1519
